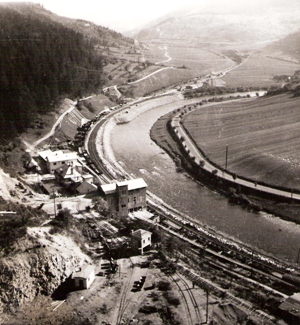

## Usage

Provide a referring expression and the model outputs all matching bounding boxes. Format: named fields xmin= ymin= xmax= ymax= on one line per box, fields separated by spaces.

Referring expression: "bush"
xmin=157 ymin=280 xmax=171 ymax=291
xmin=49 ymin=208 xmax=73 ymax=233
xmin=163 ymin=291 xmax=180 ymax=307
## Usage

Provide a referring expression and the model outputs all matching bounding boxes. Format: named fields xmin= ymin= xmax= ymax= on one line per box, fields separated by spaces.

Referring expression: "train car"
xmin=162 ymin=219 xmax=183 ymax=231
xmin=283 ymin=273 xmax=300 ymax=287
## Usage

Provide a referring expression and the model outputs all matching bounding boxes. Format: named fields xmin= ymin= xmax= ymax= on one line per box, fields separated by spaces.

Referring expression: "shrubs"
xmin=163 ymin=291 xmax=180 ymax=307
xmin=49 ymin=208 xmax=73 ymax=234
xmin=157 ymin=279 xmax=171 ymax=291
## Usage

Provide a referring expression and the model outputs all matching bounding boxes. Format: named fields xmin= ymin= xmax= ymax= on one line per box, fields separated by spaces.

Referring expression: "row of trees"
xmin=0 ymin=7 xmax=105 ymax=141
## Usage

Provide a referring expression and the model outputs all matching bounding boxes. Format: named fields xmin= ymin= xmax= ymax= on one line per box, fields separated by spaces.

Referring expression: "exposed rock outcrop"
xmin=0 ymin=226 xmax=90 ymax=314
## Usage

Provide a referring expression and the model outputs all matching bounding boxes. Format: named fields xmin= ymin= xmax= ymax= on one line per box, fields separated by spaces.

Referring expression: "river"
xmin=110 ymin=97 xmax=300 ymax=263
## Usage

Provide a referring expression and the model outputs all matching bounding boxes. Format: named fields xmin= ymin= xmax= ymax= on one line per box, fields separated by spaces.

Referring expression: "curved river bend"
xmin=110 ymin=98 xmax=300 ymax=263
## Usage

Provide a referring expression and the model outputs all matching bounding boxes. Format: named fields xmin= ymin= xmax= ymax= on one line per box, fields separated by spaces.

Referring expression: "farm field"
xmin=130 ymin=44 xmax=235 ymax=97
xmin=222 ymin=53 xmax=300 ymax=88
xmin=182 ymin=93 xmax=300 ymax=190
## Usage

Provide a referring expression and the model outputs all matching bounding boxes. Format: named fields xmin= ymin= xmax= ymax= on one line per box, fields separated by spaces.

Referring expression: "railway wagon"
xmin=283 ymin=273 xmax=300 ymax=287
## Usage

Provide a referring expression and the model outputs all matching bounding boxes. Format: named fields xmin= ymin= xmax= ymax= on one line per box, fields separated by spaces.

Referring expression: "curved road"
xmin=172 ymin=107 xmax=300 ymax=202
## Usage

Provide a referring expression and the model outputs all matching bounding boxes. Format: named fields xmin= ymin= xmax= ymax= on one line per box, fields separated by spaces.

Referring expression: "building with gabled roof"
xmin=54 ymin=163 xmax=83 ymax=184
xmin=100 ymin=178 xmax=147 ymax=218
xmin=131 ymin=229 xmax=152 ymax=254
xmin=76 ymin=179 xmax=98 ymax=195
xmin=39 ymin=150 xmax=78 ymax=174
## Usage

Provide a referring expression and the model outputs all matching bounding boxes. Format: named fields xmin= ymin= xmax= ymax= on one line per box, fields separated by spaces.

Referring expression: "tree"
xmin=92 ymin=197 xmax=109 ymax=217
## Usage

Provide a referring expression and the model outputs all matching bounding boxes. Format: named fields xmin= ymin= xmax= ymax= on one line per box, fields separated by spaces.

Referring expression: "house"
xmin=54 ymin=163 xmax=83 ymax=185
xmin=278 ymin=292 xmax=300 ymax=323
xmin=131 ymin=229 xmax=152 ymax=254
xmin=76 ymin=179 xmax=98 ymax=195
xmin=100 ymin=178 xmax=147 ymax=218
xmin=72 ymin=265 xmax=95 ymax=290
xmin=39 ymin=150 xmax=78 ymax=174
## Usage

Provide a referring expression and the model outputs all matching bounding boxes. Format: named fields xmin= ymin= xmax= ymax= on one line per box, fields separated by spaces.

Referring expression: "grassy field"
xmin=183 ymin=93 xmax=300 ymax=190
xmin=222 ymin=53 xmax=300 ymax=88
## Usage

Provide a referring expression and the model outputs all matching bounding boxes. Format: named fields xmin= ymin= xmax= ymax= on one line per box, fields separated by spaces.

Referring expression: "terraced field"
xmin=183 ymin=93 xmax=300 ymax=190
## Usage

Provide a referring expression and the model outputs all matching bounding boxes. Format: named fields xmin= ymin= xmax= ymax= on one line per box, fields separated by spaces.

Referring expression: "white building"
xmin=72 ymin=265 xmax=95 ymax=290
xmin=39 ymin=150 xmax=78 ymax=174
xmin=131 ymin=229 xmax=152 ymax=255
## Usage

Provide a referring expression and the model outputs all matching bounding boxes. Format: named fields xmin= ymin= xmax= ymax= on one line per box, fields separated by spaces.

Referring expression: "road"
xmin=155 ymin=46 xmax=172 ymax=65
xmin=34 ymin=100 xmax=77 ymax=148
xmin=171 ymin=106 xmax=300 ymax=202
xmin=127 ymin=66 xmax=176 ymax=85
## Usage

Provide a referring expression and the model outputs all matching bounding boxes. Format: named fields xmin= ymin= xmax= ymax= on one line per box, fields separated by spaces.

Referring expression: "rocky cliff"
xmin=0 ymin=226 xmax=91 ymax=314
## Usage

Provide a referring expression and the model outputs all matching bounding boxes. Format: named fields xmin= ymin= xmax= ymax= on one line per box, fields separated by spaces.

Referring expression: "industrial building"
xmin=100 ymin=178 xmax=147 ymax=217
xmin=131 ymin=229 xmax=152 ymax=254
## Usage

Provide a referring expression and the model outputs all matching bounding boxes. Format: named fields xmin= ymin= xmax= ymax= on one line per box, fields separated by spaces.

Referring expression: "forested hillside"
xmin=0 ymin=3 xmax=130 ymax=142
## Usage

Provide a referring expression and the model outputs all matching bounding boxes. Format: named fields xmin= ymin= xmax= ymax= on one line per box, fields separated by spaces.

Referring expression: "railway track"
xmin=175 ymin=271 xmax=203 ymax=324
xmin=84 ymin=97 xmax=300 ymax=323
xmin=147 ymin=199 xmax=296 ymax=278
xmin=168 ymin=272 xmax=195 ymax=325
xmin=115 ymin=258 xmax=134 ymax=325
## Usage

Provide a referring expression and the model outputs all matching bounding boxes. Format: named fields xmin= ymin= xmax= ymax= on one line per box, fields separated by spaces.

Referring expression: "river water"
xmin=110 ymin=98 xmax=300 ymax=263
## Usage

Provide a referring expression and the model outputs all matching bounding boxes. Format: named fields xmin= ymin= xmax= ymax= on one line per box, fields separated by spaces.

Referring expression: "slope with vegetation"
xmin=0 ymin=3 xmax=132 ymax=143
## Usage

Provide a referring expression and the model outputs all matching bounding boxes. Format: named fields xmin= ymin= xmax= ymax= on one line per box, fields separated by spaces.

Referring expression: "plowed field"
xmin=183 ymin=94 xmax=300 ymax=190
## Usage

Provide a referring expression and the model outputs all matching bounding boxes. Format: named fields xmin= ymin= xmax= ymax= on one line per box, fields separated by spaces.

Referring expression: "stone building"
xmin=100 ymin=178 xmax=147 ymax=218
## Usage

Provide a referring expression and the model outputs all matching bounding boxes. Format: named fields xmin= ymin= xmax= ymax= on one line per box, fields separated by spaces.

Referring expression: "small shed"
xmin=72 ymin=265 xmax=95 ymax=290
xmin=131 ymin=229 xmax=152 ymax=255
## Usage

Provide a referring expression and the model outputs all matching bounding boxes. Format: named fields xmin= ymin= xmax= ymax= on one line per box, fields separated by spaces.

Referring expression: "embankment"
xmin=150 ymin=112 xmax=300 ymax=224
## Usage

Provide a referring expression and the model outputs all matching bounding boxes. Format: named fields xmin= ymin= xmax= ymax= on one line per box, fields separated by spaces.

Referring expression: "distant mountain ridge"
xmin=134 ymin=0 xmax=300 ymax=48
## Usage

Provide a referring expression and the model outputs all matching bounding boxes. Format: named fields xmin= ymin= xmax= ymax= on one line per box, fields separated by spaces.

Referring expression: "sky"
xmin=4 ymin=0 xmax=200 ymax=32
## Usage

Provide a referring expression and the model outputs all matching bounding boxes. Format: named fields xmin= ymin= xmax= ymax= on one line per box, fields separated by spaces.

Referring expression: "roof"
xmin=46 ymin=150 xmax=78 ymax=163
xmin=279 ymin=293 xmax=300 ymax=318
xmin=132 ymin=229 xmax=152 ymax=240
xmin=55 ymin=164 xmax=82 ymax=180
xmin=38 ymin=150 xmax=53 ymax=161
xmin=76 ymin=180 xmax=98 ymax=194
xmin=101 ymin=178 xmax=147 ymax=195
xmin=72 ymin=265 xmax=95 ymax=279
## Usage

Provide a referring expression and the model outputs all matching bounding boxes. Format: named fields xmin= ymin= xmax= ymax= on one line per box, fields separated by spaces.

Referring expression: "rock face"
xmin=0 ymin=226 xmax=91 ymax=314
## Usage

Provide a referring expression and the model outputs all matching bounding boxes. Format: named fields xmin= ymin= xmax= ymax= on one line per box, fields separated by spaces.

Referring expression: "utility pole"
xmin=201 ymin=289 xmax=209 ymax=324
xmin=297 ymin=248 xmax=300 ymax=264
xmin=225 ymin=144 xmax=228 ymax=171
xmin=53 ymin=189 xmax=56 ymax=217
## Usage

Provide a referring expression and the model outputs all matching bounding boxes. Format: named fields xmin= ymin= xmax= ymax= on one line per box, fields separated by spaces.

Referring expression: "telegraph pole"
xmin=297 ymin=248 xmax=300 ymax=264
xmin=53 ymin=189 xmax=57 ymax=217
xmin=225 ymin=144 xmax=228 ymax=170
xmin=201 ymin=289 xmax=209 ymax=324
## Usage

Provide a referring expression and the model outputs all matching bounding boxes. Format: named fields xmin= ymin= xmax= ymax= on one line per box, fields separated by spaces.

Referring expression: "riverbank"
xmin=150 ymin=111 xmax=300 ymax=225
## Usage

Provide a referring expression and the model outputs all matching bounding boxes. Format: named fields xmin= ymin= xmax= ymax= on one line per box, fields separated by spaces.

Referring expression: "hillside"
xmin=0 ymin=2 xmax=131 ymax=48
xmin=0 ymin=3 xmax=132 ymax=143
xmin=265 ymin=29 xmax=300 ymax=62
xmin=135 ymin=0 xmax=300 ymax=49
